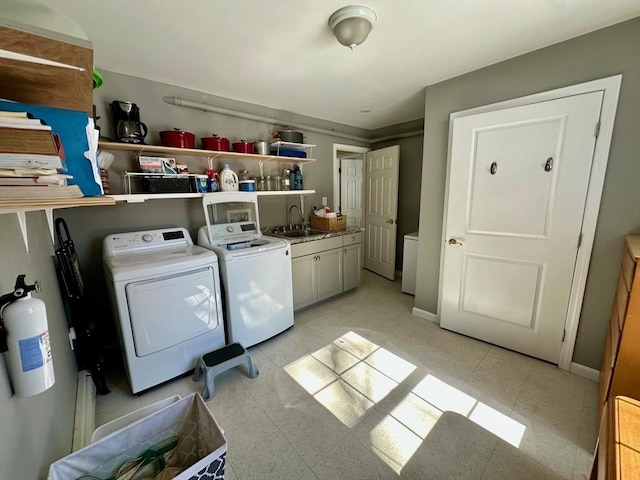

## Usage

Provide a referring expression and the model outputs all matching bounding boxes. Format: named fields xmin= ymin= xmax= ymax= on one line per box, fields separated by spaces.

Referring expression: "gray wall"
xmin=0 ymin=213 xmax=78 ymax=480
xmin=415 ymin=18 xmax=640 ymax=369
xmin=58 ymin=68 xmax=371 ymax=351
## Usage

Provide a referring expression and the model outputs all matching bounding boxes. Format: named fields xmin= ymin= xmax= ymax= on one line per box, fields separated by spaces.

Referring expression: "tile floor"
xmin=96 ymin=270 xmax=598 ymax=480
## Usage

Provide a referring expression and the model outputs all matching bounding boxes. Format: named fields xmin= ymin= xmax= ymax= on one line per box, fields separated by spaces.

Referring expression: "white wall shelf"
xmin=108 ymin=190 xmax=316 ymax=204
xmin=98 ymin=141 xmax=316 ymax=164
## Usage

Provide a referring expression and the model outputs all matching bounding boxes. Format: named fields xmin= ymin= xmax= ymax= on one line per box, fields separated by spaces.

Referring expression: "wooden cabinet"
xmin=598 ymin=235 xmax=640 ymax=420
xmin=343 ymin=232 xmax=363 ymax=291
xmin=291 ymin=233 xmax=362 ymax=311
xmin=593 ymin=396 xmax=640 ymax=480
xmin=593 ymin=236 xmax=640 ymax=479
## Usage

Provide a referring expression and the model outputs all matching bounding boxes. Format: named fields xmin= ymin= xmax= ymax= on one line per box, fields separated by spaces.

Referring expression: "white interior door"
xmin=440 ymin=91 xmax=603 ymax=363
xmin=365 ymin=145 xmax=400 ymax=280
xmin=340 ymin=157 xmax=363 ymax=227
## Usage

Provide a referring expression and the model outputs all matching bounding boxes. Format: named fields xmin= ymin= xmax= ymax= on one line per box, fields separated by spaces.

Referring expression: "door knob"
xmin=385 ymin=219 xmax=394 ymax=224
xmin=448 ymin=238 xmax=463 ymax=246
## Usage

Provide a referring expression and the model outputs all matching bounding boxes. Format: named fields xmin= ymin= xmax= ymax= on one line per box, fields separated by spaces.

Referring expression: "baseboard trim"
xmin=570 ymin=362 xmax=600 ymax=382
xmin=411 ymin=307 xmax=439 ymax=324
xmin=72 ymin=370 xmax=96 ymax=451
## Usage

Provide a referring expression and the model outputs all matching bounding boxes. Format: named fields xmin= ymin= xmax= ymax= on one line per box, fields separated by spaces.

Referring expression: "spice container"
xmin=264 ymin=175 xmax=273 ymax=191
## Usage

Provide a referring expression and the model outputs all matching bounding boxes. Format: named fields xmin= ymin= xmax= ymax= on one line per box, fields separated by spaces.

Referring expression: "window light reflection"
xmin=284 ymin=331 xmax=527 ymax=476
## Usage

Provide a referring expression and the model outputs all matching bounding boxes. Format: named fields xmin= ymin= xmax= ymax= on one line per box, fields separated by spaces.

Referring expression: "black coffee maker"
xmin=109 ymin=101 xmax=148 ymax=144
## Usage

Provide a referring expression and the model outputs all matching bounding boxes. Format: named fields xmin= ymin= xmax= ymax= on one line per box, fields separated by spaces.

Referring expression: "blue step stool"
xmin=193 ymin=342 xmax=259 ymax=401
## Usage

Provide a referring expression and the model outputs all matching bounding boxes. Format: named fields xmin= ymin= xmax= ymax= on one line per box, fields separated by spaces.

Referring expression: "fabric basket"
xmin=48 ymin=392 xmax=226 ymax=480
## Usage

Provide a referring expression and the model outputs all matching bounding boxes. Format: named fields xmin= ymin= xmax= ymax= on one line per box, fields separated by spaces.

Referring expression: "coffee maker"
xmin=110 ymin=101 xmax=148 ymax=144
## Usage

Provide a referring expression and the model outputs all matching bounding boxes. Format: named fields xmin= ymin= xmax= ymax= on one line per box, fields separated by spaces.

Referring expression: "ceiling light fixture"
xmin=329 ymin=5 xmax=377 ymax=51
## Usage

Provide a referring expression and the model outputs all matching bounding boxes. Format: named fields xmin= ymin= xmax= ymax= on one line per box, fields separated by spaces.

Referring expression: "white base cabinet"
xmin=291 ymin=232 xmax=362 ymax=311
xmin=343 ymin=233 xmax=362 ymax=291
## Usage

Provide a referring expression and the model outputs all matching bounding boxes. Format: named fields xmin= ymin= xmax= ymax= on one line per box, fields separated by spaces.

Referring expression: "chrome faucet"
xmin=288 ymin=204 xmax=303 ymax=229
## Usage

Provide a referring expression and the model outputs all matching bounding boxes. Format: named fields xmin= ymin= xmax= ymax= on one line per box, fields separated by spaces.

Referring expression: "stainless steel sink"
xmin=276 ymin=229 xmax=326 ymax=238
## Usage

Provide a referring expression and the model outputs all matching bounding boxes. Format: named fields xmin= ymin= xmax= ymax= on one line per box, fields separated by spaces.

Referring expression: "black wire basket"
xmin=141 ymin=175 xmax=196 ymax=193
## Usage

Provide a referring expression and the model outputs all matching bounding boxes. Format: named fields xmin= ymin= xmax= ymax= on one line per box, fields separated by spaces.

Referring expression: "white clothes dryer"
xmin=198 ymin=192 xmax=294 ymax=347
xmin=103 ymin=227 xmax=225 ymax=394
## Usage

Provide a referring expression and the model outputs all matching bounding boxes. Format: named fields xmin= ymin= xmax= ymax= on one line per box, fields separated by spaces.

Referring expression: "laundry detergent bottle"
xmin=220 ymin=164 xmax=239 ymax=191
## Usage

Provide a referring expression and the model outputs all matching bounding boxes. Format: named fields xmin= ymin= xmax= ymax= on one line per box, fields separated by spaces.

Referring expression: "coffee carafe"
xmin=110 ymin=101 xmax=148 ymax=144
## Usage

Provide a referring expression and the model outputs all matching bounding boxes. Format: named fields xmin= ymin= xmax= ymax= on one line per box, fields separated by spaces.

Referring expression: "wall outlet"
xmin=322 ymin=196 xmax=327 ymax=206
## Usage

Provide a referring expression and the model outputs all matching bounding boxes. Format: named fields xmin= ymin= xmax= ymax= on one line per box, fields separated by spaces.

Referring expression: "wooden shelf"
xmin=98 ymin=141 xmax=316 ymax=164
xmin=0 ymin=196 xmax=115 ymax=213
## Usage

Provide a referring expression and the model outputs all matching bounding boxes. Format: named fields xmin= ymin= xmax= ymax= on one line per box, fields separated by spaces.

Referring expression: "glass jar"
xmin=265 ymin=175 xmax=273 ymax=191
xmin=273 ymin=175 xmax=281 ymax=192
xmin=256 ymin=176 xmax=265 ymax=191
xmin=239 ymin=169 xmax=250 ymax=181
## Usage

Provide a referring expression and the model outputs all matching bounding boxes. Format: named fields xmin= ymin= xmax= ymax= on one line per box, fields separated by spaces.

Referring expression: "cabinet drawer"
xmin=622 ymin=245 xmax=636 ymax=292
xmin=616 ymin=271 xmax=630 ymax=330
xmin=610 ymin=301 xmax=621 ymax=366
xmin=342 ymin=232 xmax=362 ymax=247
xmin=599 ymin=330 xmax=613 ymax=414
xmin=292 ymin=237 xmax=343 ymax=258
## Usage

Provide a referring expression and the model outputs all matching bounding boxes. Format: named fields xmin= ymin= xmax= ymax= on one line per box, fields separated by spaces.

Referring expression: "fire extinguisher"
xmin=0 ymin=275 xmax=55 ymax=397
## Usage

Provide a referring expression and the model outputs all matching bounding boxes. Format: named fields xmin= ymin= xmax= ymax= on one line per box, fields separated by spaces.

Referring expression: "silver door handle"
xmin=448 ymin=238 xmax=463 ymax=246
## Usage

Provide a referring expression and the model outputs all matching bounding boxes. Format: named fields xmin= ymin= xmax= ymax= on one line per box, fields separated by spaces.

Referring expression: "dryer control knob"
xmin=226 ymin=226 xmax=234 ymax=232
xmin=142 ymin=234 xmax=153 ymax=242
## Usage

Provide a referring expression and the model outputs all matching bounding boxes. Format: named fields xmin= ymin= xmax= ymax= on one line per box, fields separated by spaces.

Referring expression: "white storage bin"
xmin=49 ymin=392 xmax=226 ymax=480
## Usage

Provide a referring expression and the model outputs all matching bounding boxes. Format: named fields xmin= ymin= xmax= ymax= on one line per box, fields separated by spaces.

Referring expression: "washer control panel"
xmin=104 ymin=228 xmax=193 ymax=256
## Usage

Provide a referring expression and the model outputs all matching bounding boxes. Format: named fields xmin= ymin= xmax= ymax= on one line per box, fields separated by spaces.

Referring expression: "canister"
xmin=239 ymin=179 xmax=256 ymax=192
xmin=195 ymin=175 xmax=208 ymax=193
xmin=281 ymin=169 xmax=291 ymax=190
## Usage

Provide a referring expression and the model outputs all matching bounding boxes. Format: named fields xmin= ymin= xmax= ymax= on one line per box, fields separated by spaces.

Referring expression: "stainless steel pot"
xmin=254 ymin=141 xmax=269 ymax=155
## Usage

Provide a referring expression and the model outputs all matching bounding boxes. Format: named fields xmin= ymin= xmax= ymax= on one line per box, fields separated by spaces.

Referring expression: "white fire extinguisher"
xmin=0 ymin=275 xmax=55 ymax=397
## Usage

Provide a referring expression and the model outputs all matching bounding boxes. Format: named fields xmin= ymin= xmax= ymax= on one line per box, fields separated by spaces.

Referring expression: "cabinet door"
xmin=316 ymin=249 xmax=343 ymax=302
xmin=343 ymin=244 xmax=362 ymax=291
xmin=292 ymin=254 xmax=316 ymax=311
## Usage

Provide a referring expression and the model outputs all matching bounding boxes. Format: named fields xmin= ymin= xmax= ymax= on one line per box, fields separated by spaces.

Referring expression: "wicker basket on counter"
xmin=310 ymin=215 xmax=347 ymax=231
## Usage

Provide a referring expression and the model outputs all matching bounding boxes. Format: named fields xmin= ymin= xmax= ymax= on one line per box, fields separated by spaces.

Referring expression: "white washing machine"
xmin=103 ymin=227 xmax=225 ymax=394
xmin=198 ymin=192 xmax=294 ymax=347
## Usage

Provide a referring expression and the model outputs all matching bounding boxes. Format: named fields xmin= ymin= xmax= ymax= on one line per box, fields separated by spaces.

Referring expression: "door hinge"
xmin=578 ymin=232 xmax=583 ymax=248
xmin=595 ymin=121 xmax=601 ymax=138
xmin=562 ymin=329 xmax=566 ymax=342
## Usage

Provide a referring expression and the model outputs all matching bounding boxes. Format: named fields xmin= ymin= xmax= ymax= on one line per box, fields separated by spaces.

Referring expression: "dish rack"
xmin=122 ymin=171 xmax=198 ymax=194
xmin=310 ymin=215 xmax=347 ymax=231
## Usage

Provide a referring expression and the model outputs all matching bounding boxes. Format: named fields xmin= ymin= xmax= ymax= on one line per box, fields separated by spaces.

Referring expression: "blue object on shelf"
xmin=272 ymin=148 xmax=307 ymax=158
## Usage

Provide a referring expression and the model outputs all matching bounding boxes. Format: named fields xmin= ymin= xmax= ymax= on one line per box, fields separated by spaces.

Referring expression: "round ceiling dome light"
xmin=328 ymin=5 xmax=378 ymax=51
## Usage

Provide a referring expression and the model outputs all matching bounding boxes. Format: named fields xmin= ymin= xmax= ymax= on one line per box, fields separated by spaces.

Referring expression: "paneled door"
xmin=440 ymin=91 xmax=603 ymax=363
xmin=365 ymin=145 xmax=399 ymax=280
xmin=341 ymin=157 xmax=364 ymax=228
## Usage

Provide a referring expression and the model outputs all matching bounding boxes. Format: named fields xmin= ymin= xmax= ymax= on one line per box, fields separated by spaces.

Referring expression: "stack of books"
xmin=0 ymin=110 xmax=82 ymax=199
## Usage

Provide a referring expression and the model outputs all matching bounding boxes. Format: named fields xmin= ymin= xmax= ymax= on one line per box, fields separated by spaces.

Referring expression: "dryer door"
xmin=125 ymin=267 xmax=221 ymax=357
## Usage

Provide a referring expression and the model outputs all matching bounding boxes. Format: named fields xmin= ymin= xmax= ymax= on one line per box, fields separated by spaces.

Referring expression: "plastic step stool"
xmin=193 ymin=342 xmax=259 ymax=401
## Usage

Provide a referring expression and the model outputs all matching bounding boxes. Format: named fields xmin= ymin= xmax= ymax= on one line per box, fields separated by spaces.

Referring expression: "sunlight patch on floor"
xmin=284 ymin=331 xmax=526 ymax=475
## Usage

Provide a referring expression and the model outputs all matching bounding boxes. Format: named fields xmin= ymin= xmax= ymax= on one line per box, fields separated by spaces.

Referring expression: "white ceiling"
xmin=6 ymin=0 xmax=640 ymax=130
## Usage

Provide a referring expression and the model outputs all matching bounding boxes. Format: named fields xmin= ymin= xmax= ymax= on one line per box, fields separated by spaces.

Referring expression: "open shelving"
xmin=98 ymin=140 xmax=317 ymax=164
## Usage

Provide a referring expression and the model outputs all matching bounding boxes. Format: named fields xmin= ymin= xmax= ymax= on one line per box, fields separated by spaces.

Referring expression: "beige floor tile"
xmin=95 ymin=270 xmax=597 ymax=480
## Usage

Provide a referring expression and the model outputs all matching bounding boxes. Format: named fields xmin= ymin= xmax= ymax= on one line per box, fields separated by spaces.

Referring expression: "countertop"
xmin=263 ymin=227 xmax=363 ymax=245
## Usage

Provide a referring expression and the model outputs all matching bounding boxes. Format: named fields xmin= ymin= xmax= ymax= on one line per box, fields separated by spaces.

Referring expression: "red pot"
xmin=233 ymin=140 xmax=254 ymax=153
xmin=201 ymin=134 xmax=230 ymax=151
xmin=160 ymin=128 xmax=195 ymax=148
